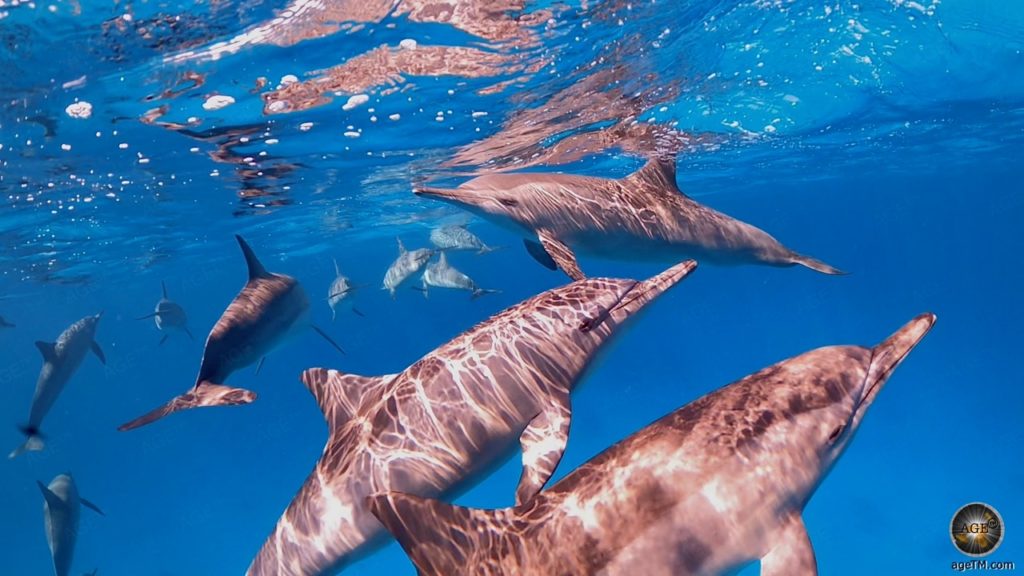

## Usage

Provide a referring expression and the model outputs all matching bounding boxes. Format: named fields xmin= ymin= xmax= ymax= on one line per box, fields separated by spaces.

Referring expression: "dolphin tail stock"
xmin=117 ymin=382 xmax=257 ymax=432
xmin=470 ymin=288 xmax=501 ymax=300
xmin=9 ymin=425 xmax=45 ymax=459
xmin=477 ymin=244 xmax=504 ymax=255
xmin=788 ymin=252 xmax=847 ymax=276
xmin=369 ymin=492 xmax=521 ymax=576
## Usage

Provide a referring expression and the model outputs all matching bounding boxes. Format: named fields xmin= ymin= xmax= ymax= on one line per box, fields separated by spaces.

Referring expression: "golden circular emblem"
xmin=951 ymin=502 xmax=1004 ymax=557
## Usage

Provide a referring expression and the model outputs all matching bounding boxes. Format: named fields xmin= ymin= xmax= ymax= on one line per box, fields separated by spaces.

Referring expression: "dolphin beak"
xmin=861 ymin=312 xmax=936 ymax=407
xmin=414 ymin=186 xmax=466 ymax=203
xmin=609 ymin=260 xmax=698 ymax=322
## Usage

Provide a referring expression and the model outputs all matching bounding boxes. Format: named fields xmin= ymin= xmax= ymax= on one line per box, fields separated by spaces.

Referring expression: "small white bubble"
xmin=343 ymin=131 xmax=360 ymax=138
xmin=299 ymin=122 xmax=314 ymax=131
xmin=202 ymin=94 xmax=235 ymax=111
xmin=389 ymin=113 xmax=400 ymax=121
xmin=342 ymin=94 xmax=370 ymax=111
xmin=399 ymin=38 xmax=417 ymax=50
xmin=118 ymin=143 xmax=128 ymax=149
xmin=61 ymin=144 xmax=71 ymax=151
xmin=265 ymin=138 xmax=279 ymax=145
xmin=65 ymin=101 xmax=92 ymax=119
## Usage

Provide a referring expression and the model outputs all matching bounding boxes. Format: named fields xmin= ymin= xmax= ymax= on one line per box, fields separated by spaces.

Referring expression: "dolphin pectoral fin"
xmin=300 ymin=368 xmax=395 ymax=430
xmin=788 ymin=252 xmax=847 ymax=276
xmin=537 ymin=231 xmax=585 ymax=281
xmin=37 ymin=481 xmax=66 ymax=510
xmin=311 ymin=324 xmax=346 ymax=356
xmin=760 ymin=514 xmax=817 ymax=576
xmin=159 ymin=334 xmax=169 ymax=346
xmin=369 ymin=492 xmax=517 ymax=576
xmin=351 ymin=306 xmax=366 ymax=317
xmin=183 ymin=326 xmax=195 ymax=341
xmin=524 ymin=239 xmax=558 ymax=271
xmin=135 ymin=312 xmax=159 ymax=320
xmin=81 ymin=498 xmax=105 ymax=516
xmin=117 ymin=383 xmax=257 ymax=431
xmin=35 ymin=341 xmax=57 ymax=362
xmin=515 ymin=390 xmax=571 ymax=506
xmin=331 ymin=306 xmax=337 ymax=322
xmin=91 ymin=341 xmax=106 ymax=364
xmin=255 ymin=357 xmax=266 ymax=374
xmin=470 ymin=288 xmax=500 ymax=300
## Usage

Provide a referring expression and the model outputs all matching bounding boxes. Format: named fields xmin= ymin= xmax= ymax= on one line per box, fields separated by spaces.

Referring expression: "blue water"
xmin=2 ymin=0 xmax=1022 ymax=574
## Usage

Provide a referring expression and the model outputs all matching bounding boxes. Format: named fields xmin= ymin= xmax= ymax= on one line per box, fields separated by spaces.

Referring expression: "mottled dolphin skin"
xmin=429 ymin=224 xmax=499 ymax=254
xmin=118 ymin=236 xmax=315 ymax=431
xmin=38 ymin=473 xmax=104 ymax=576
xmin=420 ymin=251 xmax=500 ymax=299
xmin=416 ymin=158 xmax=844 ymax=280
xmin=10 ymin=314 xmax=105 ymax=458
xmin=382 ymin=238 xmax=434 ymax=298
xmin=247 ymin=260 xmax=698 ymax=576
xmin=136 ymin=281 xmax=193 ymax=345
xmin=370 ymin=313 xmax=936 ymax=576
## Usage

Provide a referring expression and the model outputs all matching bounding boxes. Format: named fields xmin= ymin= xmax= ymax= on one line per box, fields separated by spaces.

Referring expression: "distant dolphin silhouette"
xmin=327 ymin=259 xmax=363 ymax=320
xmin=38 ymin=473 xmax=104 ymax=576
xmin=371 ymin=313 xmax=936 ymax=576
xmin=419 ymin=251 xmax=500 ymax=299
xmin=136 ymin=282 xmax=193 ymax=345
xmin=416 ymin=157 xmax=844 ymax=280
xmin=10 ymin=314 xmax=105 ymax=458
xmin=382 ymin=238 xmax=434 ymax=298
xmin=247 ymin=260 xmax=698 ymax=576
xmin=118 ymin=236 xmax=345 ymax=431
xmin=0 ymin=315 xmax=14 ymax=328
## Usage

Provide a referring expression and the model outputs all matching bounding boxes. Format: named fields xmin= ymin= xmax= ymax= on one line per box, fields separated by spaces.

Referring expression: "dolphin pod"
xmin=117 ymin=235 xmax=344 ymax=431
xmin=246 ymin=260 xmax=698 ymax=576
xmin=38 ymin=473 xmax=104 ymax=576
xmin=371 ymin=313 xmax=936 ymax=576
xmin=10 ymin=314 xmax=105 ymax=458
xmin=415 ymin=158 xmax=844 ymax=280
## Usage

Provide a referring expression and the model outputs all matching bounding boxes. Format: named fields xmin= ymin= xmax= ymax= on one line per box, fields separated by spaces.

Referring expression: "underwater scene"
xmin=1 ymin=0 xmax=1022 ymax=574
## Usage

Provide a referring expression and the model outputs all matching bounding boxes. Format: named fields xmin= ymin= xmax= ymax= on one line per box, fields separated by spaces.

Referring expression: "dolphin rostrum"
xmin=382 ymin=238 xmax=434 ymax=299
xmin=118 ymin=235 xmax=345 ymax=431
xmin=370 ymin=313 xmax=936 ymax=576
xmin=419 ymin=251 xmax=500 ymax=299
xmin=10 ymin=314 xmax=105 ymax=458
xmin=136 ymin=281 xmax=193 ymax=345
xmin=247 ymin=260 xmax=698 ymax=576
xmin=327 ymin=259 xmax=363 ymax=320
xmin=429 ymin=224 xmax=499 ymax=254
xmin=38 ymin=473 xmax=104 ymax=576
xmin=416 ymin=157 xmax=844 ymax=280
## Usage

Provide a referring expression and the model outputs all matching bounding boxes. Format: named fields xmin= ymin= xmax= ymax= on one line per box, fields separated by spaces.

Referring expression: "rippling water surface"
xmin=1 ymin=0 xmax=1022 ymax=574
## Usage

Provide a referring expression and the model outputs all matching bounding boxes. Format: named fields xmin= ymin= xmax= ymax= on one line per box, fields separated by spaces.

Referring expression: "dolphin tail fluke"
xmin=369 ymin=492 xmax=518 ymax=576
xmin=470 ymin=288 xmax=500 ymax=300
xmin=9 ymin=426 xmax=44 ymax=459
xmin=789 ymin=253 xmax=847 ymax=275
xmin=117 ymin=382 xmax=257 ymax=432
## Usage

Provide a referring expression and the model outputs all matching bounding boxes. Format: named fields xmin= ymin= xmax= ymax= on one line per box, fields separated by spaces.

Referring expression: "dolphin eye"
xmin=499 ymin=198 xmax=518 ymax=207
xmin=828 ymin=424 xmax=845 ymax=444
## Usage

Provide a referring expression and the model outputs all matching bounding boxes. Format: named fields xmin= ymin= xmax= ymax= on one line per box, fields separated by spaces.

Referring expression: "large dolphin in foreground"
xmin=10 ymin=314 xmax=105 ymax=458
xmin=136 ymin=281 xmax=194 ymax=345
xmin=38 ymin=473 xmax=104 ymax=576
xmin=371 ymin=313 xmax=936 ymax=576
xmin=247 ymin=260 xmax=698 ymax=575
xmin=416 ymin=158 xmax=844 ymax=280
xmin=118 ymin=236 xmax=344 ymax=431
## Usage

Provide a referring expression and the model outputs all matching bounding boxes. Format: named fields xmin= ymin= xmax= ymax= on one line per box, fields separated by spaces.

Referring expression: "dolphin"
xmin=370 ymin=313 xmax=936 ymax=576
xmin=419 ymin=251 xmax=500 ymax=300
xmin=429 ymin=224 xmax=499 ymax=254
xmin=118 ymin=235 xmax=345 ymax=431
xmin=10 ymin=314 xmax=105 ymax=458
xmin=247 ymin=260 xmax=698 ymax=576
xmin=136 ymin=281 xmax=193 ymax=345
xmin=382 ymin=238 xmax=434 ymax=299
xmin=327 ymin=259 xmax=363 ymax=320
xmin=0 ymin=315 xmax=14 ymax=328
xmin=38 ymin=473 xmax=104 ymax=576
xmin=415 ymin=157 xmax=844 ymax=280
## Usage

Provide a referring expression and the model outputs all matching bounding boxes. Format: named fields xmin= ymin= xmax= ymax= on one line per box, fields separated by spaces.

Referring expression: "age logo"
xmin=951 ymin=502 xmax=1005 ymax=557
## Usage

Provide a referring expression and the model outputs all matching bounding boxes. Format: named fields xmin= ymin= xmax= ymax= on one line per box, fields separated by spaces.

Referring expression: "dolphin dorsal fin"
xmin=369 ymin=492 xmax=520 ymax=575
xmin=36 ymin=481 xmax=66 ymax=511
xmin=300 ymin=368 xmax=396 ymax=431
xmin=396 ymin=237 xmax=407 ymax=255
xmin=34 ymin=341 xmax=57 ymax=362
xmin=333 ymin=258 xmax=341 ymax=277
xmin=236 ymin=235 xmax=269 ymax=280
xmin=438 ymin=251 xmax=448 ymax=267
xmin=627 ymin=157 xmax=680 ymax=193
